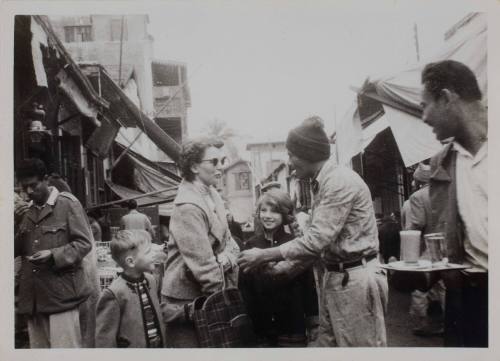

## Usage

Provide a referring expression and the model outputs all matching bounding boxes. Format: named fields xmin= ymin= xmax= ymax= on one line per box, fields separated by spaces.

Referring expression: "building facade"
xmin=14 ymin=15 xmax=182 ymax=215
xmin=152 ymin=60 xmax=191 ymax=146
xmin=49 ymin=15 xmax=190 ymax=164
xmin=246 ymin=140 xmax=288 ymax=202
xmin=221 ymin=160 xmax=254 ymax=224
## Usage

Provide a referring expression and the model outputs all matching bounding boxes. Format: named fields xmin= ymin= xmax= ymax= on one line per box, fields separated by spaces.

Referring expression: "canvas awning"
xmin=336 ymin=13 xmax=486 ymax=167
xmin=56 ymin=69 xmax=101 ymax=127
xmin=106 ymin=181 xmax=175 ymax=205
xmin=103 ymin=143 xmax=180 ymax=215
xmin=362 ymin=114 xmax=390 ymax=149
xmin=382 ymin=106 xmax=443 ymax=166
xmin=30 ymin=17 xmax=48 ymax=87
xmin=100 ymin=70 xmax=182 ymax=162
xmin=366 ymin=22 xmax=487 ymax=116
xmin=33 ymin=16 xmax=109 ymax=109
xmin=114 ymin=142 xmax=181 ymax=192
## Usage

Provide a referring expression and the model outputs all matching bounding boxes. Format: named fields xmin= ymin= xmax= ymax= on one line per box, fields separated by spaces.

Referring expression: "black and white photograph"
xmin=1 ymin=0 xmax=498 ymax=360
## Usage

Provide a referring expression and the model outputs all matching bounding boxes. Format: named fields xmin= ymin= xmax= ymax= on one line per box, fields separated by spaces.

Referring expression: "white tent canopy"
xmin=337 ymin=13 xmax=487 ymax=167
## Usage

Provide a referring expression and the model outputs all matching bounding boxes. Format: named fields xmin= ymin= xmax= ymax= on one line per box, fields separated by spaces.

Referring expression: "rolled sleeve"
xmin=279 ymin=175 xmax=355 ymax=262
xmin=170 ymin=204 xmax=223 ymax=295
xmin=51 ymin=201 xmax=92 ymax=269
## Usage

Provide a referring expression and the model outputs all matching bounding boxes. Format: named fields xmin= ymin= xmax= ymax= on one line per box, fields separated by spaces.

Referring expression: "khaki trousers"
xmin=27 ymin=308 xmax=82 ymax=348
xmin=316 ymin=258 xmax=388 ymax=347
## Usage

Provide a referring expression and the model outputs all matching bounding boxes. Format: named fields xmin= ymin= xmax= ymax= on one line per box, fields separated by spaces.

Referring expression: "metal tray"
xmin=380 ymin=260 xmax=470 ymax=272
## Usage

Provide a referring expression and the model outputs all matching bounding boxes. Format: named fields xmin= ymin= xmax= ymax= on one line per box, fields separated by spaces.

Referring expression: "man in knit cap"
xmin=239 ymin=116 xmax=388 ymax=347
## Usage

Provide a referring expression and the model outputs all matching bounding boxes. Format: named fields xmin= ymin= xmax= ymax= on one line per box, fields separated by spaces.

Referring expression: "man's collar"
xmin=453 ymin=139 xmax=487 ymax=164
xmin=452 ymin=140 xmax=472 ymax=157
xmin=46 ymin=187 xmax=59 ymax=206
xmin=33 ymin=186 xmax=59 ymax=209
xmin=312 ymin=160 xmax=329 ymax=182
xmin=314 ymin=159 xmax=335 ymax=184
xmin=311 ymin=159 xmax=334 ymax=194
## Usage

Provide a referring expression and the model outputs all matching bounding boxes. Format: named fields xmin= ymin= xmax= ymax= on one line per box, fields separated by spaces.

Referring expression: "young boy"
xmin=95 ymin=230 xmax=165 ymax=348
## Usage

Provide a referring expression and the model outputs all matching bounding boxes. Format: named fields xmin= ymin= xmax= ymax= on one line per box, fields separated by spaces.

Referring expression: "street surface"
xmin=386 ymin=287 xmax=443 ymax=347
xmin=15 ymin=284 xmax=443 ymax=348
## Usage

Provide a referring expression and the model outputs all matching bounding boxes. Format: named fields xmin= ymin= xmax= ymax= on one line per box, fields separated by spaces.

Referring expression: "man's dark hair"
xmin=421 ymin=60 xmax=482 ymax=102
xmin=127 ymin=199 xmax=138 ymax=210
xmin=179 ymin=137 xmax=224 ymax=182
xmin=16 ymin=158 xmax=47 ymax=181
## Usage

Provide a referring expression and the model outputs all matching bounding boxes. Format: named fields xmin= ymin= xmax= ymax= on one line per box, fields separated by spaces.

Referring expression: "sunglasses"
xmin=201 ymin=157 xmax=227 ymax=167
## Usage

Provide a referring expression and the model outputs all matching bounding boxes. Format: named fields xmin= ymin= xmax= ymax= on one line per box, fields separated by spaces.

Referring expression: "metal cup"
xmin=400 ymin=230 xmax=421 ymax=264
xmin=424 ymin=233 xmax=448 ymax=265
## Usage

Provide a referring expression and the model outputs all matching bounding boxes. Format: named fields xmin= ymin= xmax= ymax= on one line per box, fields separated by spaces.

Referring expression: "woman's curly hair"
xmin=179 ymin=137 xmax=224 ymax=182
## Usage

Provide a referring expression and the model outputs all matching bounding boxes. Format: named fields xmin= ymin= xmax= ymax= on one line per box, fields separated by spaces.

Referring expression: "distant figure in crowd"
xmin=88 ymin=212 xmax=103 ymax=243
xmin=404 ymin=162 xmax=445 ymax=337
xmin=120 ymin=199 xmax=154 ymax=238
xmin=378 ymin=213 xmax=401 ymax=264
xmin=15 ymin=158 xmax=92 ymax=348
xmin=238 ymin=117 xmax=388 ymax=347
xmin=95 ymin=230 xmax=165 ymax=348
xmin=400 ymin=185 xmax=413 ymax=230
xmin=421 ymin=60 xmax=488 ymax=347
xmin=161 ymin=138 xmax=240 ymax=347
xmin=239 ymin=189 xmax=318 ymax=347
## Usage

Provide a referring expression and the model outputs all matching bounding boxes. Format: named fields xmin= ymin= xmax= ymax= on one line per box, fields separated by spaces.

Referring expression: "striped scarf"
xmin=124 ymin=274 xmax=164 ymax=348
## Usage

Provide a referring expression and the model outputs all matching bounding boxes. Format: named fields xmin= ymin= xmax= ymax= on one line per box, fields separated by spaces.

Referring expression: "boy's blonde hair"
xmin=110 ymin=229 xmax=151 ymax=266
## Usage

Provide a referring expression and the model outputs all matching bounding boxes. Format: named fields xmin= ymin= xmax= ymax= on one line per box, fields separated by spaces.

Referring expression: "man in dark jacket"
xmin=15 ymin=158 xmax=92 ymax=348
xmin=421 ymin=60 xmax=487 ymax=347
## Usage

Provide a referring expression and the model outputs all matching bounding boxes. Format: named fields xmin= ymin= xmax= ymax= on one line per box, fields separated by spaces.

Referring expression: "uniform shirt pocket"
xmin=41 ymin=223 xmax=67 ymax=248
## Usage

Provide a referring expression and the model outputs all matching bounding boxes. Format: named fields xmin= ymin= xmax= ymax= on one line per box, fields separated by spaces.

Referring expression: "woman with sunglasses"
xmin=160 ymin=137 xmax=240 ymax=347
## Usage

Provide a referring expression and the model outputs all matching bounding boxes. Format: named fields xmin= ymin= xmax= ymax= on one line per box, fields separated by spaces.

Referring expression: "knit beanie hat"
xmin=413 ymin=163 xmax=431 ymax=184
xmin=286 ymin=116 xmax=331 ymax=161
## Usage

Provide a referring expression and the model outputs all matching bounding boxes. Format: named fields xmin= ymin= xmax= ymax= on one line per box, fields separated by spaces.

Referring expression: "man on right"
xmin=421 ymin=60 xmax=488 ymax=347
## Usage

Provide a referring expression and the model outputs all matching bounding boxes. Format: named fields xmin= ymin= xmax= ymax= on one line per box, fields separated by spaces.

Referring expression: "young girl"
xmin=239 ymin=189 xmax=318 ymax=347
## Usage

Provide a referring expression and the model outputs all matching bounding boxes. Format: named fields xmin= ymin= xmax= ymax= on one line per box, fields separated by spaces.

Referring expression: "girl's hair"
xmin=255 ymin=189 xmax=297 ymax=235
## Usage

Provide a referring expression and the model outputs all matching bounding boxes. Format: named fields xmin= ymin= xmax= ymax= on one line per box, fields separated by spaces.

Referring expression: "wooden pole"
xmin=118 ymin=16 xmax=125 ymax=87
xmin=86 ymin=185 xmax=178 ymax=210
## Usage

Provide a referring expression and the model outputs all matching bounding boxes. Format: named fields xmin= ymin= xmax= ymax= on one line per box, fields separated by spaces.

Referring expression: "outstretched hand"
xmin=237 ymin=248 xmax=265 ymax=274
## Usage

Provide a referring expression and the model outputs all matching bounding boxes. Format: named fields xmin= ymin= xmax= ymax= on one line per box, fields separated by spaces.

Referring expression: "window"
xmin=110 ymin=18 xmax=128 ymax=41
xmin=234 ymin=172 xmax=251 ymax=191
xmin=64 ymin=26 xmax=92 ymax=42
